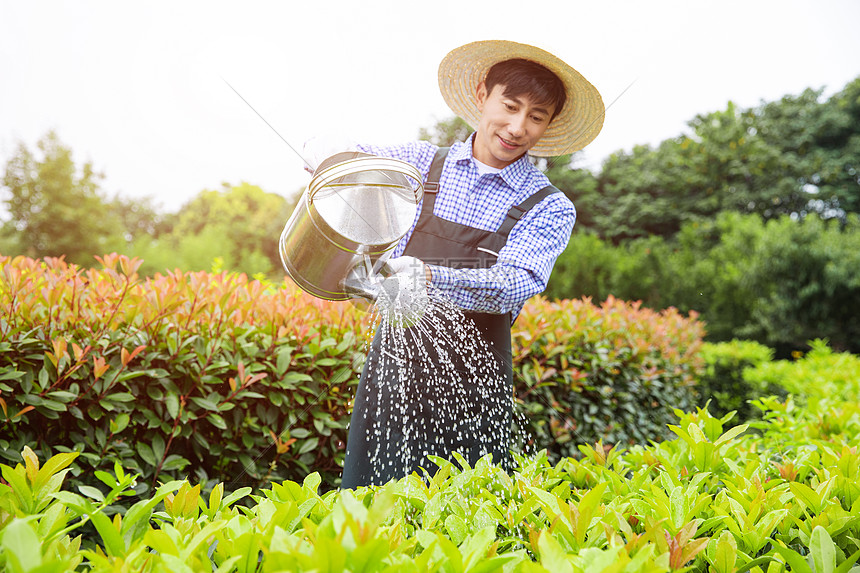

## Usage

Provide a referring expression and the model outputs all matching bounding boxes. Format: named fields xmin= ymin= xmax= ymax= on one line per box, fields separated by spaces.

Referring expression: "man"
xmin=334 ymin=40 xmax=604 ymax=488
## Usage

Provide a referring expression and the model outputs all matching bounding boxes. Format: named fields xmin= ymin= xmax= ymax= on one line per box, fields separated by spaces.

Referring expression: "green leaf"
xmin=109 ymin=412 xmax=130 ymax=434
xmin=147 ymin=385 xmax=165 ymax=400
xmin=711 ymin=530 xmax=737 ymax=573
xmin=714 ymin=423 xmax=749 ymax=446
xmin=49 ymin=491 xmax=89 ymax=513
xmin=444 ymin=514 xmax=468 ymax=545
xmin=836 ymin=549 xmax=860 ymax=573
xmin=208 ymin=483 xmax=224 ymax=519
xmin=189 ymin=396 xmax=219 ymax=411
xmin=90 ymin=510 xmax=125 ymax=556
xmin=276 ymin=348 xmax=293 ymax=374
xmin=809 ymin=526 xmax=836 ymax=573
xmin=221 ymin=487 xmax=252 ymax=510
xmin=78 ymin=484 xmax=105 ymax=502
xmin=0 ymin=518 xmax=42 ymax=571
xmin=46 ymin=390 xmax=77 ymax=402
xmin=160 ymin=455 xmax=190 ymax=472
xmin=137 ymin=442 xmax=156 ymax=467
xmin=208 ymin=413 xmax=227 ymax=430
xmin=537 ymin=531 xmax=573 ymax=573
xmin=94 ymin=470 xmax=118 ymax=489
xmin=165 ymin=392 xmax=180 ymax=419
xmin=298 ymin=437 xmax=319 ymax=455
xmin=769 ymin=543 xmax=813 ymax=573
xmin=34 ymin=451 xmax=77 ymax=489
xmin=790 ymin=482 xmax=823 ymax=514
xmin=2 ymin=464 xmax=33 ymax=509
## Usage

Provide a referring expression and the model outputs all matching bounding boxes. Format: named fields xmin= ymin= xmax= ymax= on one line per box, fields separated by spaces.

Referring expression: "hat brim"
xmin=438 ymin=40 xmax=605 ymax=157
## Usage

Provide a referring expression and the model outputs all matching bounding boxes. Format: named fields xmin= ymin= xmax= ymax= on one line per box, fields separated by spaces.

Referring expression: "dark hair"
xmin=484 ymin=58 xmax=567 ymax=121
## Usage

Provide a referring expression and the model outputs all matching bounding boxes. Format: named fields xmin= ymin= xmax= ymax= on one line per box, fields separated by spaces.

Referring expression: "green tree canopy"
xmin=550 ymin=76 xmax=860 ymax=242
xmin=1 ymin=132 xmax=125 ymax=264
xmin=133 ymin=182 xmax=292 ymax=278
xmin=418 ymin=116 xmax=472 ymax=147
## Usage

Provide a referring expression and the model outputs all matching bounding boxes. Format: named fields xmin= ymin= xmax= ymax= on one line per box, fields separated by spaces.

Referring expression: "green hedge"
xmin=0 ymin=254 xmax=704 ymax=494
xmin=695 ymin=340 xmax=779 ymax=422
xmin=2 ymin=399 xmax=859 ymax=571
xmin=513 ymin=295 xmax=702 ymax=460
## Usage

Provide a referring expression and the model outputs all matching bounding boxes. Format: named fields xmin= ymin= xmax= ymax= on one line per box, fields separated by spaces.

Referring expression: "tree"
xmin=542 ymin=155 xmax=600 ymax=231
xmin=135 ymin=182 xmax=293 ymax=277
xmin=755 ymin=78 xmax=860 ymax=217
xmin=1 ymin=132 xmax=125 ymax=264
xmin=418 ymin=116 xmax=472 ymax=147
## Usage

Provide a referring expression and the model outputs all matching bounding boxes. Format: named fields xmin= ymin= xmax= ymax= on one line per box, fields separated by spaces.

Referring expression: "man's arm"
xmin=427 ymin=195 xmax=576 ymax=315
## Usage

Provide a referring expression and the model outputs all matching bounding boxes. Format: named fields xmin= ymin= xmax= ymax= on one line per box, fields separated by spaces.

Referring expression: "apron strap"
xmin=417 ymin=146 xmax=450 ymax=216
xmin=495 ymin=184 xmax=561 ymax=237
xmin=424 ymin=147 xmax=450 ymax=192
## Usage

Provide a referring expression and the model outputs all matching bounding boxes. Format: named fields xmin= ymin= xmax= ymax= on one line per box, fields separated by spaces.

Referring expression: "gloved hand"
xmin=377 ymin=256 xmax=431 ymax=327
xmin=302 ymin=134 xmax=358 ymax=173
xmin=383 ymin=256 xmax=430 ymax=285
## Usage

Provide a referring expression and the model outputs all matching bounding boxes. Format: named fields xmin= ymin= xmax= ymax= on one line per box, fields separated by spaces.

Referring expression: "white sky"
xmin=2 ymin=0 xmax=859 ymax=213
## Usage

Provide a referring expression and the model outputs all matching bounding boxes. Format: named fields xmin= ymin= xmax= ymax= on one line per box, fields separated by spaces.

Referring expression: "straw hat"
xmin=438 ymin=40 xmax=605 ymax=157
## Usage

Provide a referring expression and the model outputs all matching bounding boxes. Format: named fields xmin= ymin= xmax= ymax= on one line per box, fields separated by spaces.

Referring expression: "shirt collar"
xmin=450 ymin=134 xmax=532 ymax=192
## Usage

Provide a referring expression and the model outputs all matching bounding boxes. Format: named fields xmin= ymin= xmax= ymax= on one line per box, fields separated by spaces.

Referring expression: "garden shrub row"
xmin=697 ymin=338 xmax=860 ymax=423
xmin=0 ymin=254 xmax=704 ymax=493
xmin=2 ymin=399 xmax=859 ymax=571
xmin=547 ymin=212 xmax=860 ymax=356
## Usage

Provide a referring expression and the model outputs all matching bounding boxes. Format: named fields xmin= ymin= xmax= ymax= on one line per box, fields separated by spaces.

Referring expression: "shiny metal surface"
xmin=279 ymin=153 xmax=423 ymax=301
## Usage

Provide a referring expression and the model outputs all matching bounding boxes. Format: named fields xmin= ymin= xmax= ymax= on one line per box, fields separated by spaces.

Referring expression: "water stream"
xmin=354 ymin=276 xmax=534 ymax=482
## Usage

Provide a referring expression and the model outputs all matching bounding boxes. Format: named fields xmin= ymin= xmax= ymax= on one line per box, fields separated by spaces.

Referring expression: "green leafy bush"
xmin=547 ymin=212 xmax=860 ymax=356
xmin=2 ymin=401 xmax=860 ymax=572
xmin=744 ymin=339 xmax=860 ymax=413
xmin=513 ymin=295 xmax=702 ymax=460
xmin=0 ymin=254 xmax=365 ymax=495
xmin=696 ymin=339 xmax=779 ymax=421
xmin=0 ymin=254 xmax=704 ymax=496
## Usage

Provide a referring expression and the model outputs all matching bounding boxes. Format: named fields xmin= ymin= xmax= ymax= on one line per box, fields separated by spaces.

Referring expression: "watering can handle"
xmin=307 ymin=156 xmax=424 ymax=204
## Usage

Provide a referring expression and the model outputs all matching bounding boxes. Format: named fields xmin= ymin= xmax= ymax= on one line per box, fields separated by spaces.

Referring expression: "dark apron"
xmin=340 ymin=148 xmax=559 ymax=488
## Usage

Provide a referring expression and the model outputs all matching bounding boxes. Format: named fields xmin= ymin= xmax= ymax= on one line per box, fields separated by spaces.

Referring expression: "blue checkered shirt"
xmin=356 ymin=137 xmax=576 ymax=321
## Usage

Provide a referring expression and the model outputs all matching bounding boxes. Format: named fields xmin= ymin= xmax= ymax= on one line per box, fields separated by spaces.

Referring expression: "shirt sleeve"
xmin=354 ymin=141 xmax=437 ymax=175
xmin=427 ymin=194 xmax=576 ymax=316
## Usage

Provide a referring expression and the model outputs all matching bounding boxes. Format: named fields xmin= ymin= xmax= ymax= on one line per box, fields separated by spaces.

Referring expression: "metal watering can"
xmin=279 ymin=152 xmax=423 ymax=301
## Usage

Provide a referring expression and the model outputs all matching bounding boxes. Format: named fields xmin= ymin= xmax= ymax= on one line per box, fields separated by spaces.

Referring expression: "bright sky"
xmin=2 ymin=1 xmax=859 ymax=213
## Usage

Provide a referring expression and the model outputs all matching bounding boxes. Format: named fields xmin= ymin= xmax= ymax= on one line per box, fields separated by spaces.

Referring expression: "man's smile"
xmin=497 ymin=135 xmax=521 ymax=150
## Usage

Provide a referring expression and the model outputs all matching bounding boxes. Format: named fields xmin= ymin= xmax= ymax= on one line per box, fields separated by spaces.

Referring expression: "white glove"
xmin=301 ymin=134 xmax=358 ymax=173
xmin=376 ymin=256 xmax=430 ymax=327
xmin=383 ymin=256 xmax=430 ymax=285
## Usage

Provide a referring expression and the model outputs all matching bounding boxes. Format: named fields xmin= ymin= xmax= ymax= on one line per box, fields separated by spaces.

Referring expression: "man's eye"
xmin=504 ymin=103 xmax=517 ymax=111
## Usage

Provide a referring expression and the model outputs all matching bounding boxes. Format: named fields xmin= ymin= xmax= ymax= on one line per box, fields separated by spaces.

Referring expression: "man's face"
xmin=472 ymin=82 xmax=555 ymax=169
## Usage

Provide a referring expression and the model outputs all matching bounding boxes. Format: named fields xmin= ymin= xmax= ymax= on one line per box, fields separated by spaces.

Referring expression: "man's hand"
xmin=301 ymin=135 xmax=357 ymax=173
xmin=377 ymin=256 xmax=431 ymax=327
xmin=384 ymin=256 xmax=430 ymax=286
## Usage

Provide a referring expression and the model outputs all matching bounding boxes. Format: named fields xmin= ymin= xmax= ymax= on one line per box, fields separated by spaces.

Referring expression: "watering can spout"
xmin=341 ymin=276 xmax=380 ymax=302
xmin=340 ymin=261 xmax=382 ymax=302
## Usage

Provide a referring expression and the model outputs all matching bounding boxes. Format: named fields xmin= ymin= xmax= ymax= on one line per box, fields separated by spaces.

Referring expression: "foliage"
xmin=0 ymin=132 xmax=126 ymax=265
xmin=513 ymin=295 xmax=702 ymax=461
xmin=3 ymin=399 xmax=860 ymax=571
xmin=417 ymin=116 xmax=472 ymax=147
xmin=0 ymin=253 xmax=704 ymax=497
xmin=547 ymin=211 xmax=860 ymax=355
xmin=127 ymin=182 xmax=293 ymax=279
xmin=696 ymin=340 xmax=778 ymax=422
xmin=0 ymin=253 xmax=365 ymax=496
xmin=744 ymin=339 xmax=860 ymax=414
xmin=576 ymin=76 xmax=860 ymax=242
